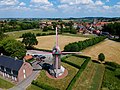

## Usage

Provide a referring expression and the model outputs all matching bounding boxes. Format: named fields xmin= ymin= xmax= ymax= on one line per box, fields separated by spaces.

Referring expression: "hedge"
xmin=66 ymin=56 xmax=91 ymax=90
xmin=64 ymin=36 xmax=106 ymax=52
xmin=36 ymin=32 xmax=56 ymax=36
xmin=32 ymin=80 xmax=60 ymax=90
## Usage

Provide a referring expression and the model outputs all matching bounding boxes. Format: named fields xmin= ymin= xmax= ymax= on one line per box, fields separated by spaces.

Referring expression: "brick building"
xmin=0 ymin=55 xmax=33 ymax=82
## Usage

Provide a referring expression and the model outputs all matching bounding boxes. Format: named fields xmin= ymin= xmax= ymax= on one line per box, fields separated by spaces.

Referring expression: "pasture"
xmin=82 ymin=40 xmax=120 ymax=64
xmin=34 ymin=35 xmax=88 ymax=50
xmin=5 ymin=29 xmax=54 ymax=39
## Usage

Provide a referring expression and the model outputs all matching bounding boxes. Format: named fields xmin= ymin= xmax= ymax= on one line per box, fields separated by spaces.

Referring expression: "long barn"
xmin=0 ymin=55 xmax=33 ymax=82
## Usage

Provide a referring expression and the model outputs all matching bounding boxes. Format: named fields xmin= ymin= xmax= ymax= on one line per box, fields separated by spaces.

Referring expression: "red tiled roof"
xmin=24 ymin=55 xmax=33 ymax=60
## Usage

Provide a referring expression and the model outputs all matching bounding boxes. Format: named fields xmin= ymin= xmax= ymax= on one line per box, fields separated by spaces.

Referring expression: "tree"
xmin=98 ymin=53 xmax=105 ymax=63
xmin=0 ymin=38 xmax=26 ymax=59
xmin=22 ymin=32 xmax=38 ymax=48
xmin=43 ymin=26 xmax=49 ymax=32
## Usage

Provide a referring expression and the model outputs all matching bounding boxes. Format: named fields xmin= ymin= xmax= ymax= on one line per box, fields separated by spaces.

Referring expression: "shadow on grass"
xmin=92 ymin=60 xmax=100 ymax=64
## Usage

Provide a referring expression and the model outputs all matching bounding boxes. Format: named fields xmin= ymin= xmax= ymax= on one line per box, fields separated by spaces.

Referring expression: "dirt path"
xmin=82 ymin=40 xmax=120 ymax=64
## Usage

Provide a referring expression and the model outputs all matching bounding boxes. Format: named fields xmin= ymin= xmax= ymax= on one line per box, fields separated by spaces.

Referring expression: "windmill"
xmin=51 ymin=27 xmax=81 ymax=78
xmin=26 ymin=27 xmax=81 ymax=78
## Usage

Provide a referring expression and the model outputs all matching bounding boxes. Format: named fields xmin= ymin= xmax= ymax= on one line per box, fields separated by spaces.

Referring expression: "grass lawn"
xmin=62 ymin=33 xmax=96 ymax=39
xmin=73 ymin=61 xmax=105 ymax=90
xmin=65 ymin=56 xmax=85 ymax=66
xmin=32 ymin=62 xmax=78 ymax=90
xmin=27 ymin=84 xmax=43 ymax=90
xmin=89 ymin=64 xmax=105 ymax=90
xmin=101 ymin=63 xmax=120 ymax=90
xmin=0 ymin=76 xmax=14 ymax=89
xmin=5 ymin=29 xmax=55 ymax=39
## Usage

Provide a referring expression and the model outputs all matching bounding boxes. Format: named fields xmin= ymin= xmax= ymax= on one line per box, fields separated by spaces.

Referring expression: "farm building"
xmin=0 ymin=55 xmax=33 ymax=82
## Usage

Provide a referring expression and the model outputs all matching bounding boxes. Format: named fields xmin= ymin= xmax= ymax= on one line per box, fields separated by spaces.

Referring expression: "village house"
xmin=0 ymin=55 xmax=33 ymax=82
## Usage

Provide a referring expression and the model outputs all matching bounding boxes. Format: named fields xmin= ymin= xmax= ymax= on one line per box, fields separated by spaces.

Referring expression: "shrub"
xmin=98 ymin=53 xmax=105 ymax=62
xmin=36 ymin=33 xmax=42 ymax=36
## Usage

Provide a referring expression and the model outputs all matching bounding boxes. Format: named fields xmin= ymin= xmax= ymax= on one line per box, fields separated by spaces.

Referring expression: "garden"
xmin=27 ymin=55 xmax=90 ymax=90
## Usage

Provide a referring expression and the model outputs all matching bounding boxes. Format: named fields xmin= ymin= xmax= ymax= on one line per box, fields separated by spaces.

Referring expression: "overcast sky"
xmin=0 ymin=0 xmax=120 ymax=18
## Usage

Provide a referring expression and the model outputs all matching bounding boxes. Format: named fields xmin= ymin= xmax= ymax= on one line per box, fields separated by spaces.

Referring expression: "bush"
xmin=98 ymin=53 xmax=105 ymax=62
xmin=36 ymin=33 xmax=42 ymax=36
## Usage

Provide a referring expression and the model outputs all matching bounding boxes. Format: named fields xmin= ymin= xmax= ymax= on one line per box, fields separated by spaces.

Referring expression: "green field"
xmin=28 ymin=62 xmax=78 ymax=90
xmin=65 ymin=56 xmax=85 ymax=66
xmin=0 ymin=76 xmax=14 ymax=89
xmin=101 ymin=62 xmax=120 ymax=90
xmin=73 ymin=61 xmax=105 ymax=90
xmin=5 ymin=29 xmax=55 ymax=39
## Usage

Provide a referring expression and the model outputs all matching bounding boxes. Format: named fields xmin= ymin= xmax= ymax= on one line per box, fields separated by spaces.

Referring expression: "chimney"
xmin=15 ymin=57 xmax=18 ymax=60
xmin=1 ymin=53 xmax=3 ymax=56
xmin=23 ymin=58 xmax=25 ymax=63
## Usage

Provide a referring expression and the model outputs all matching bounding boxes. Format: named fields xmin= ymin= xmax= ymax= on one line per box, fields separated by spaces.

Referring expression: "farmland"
xmin=5 ymin=29 xmax=55 ymax=39
xmin=34 ymin=35 xmax=88 ymax=50
xmin=73 ymin=61 xmax=105 ymax=90
xmin=82 ymin=40 xmax=120 ymax=64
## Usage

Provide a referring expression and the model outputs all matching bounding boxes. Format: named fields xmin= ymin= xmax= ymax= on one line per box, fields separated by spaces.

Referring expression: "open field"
xmin=73 ymin=61 xmax=105 ymax=90
xmin=30 ymin=62 xmax=78 ymax=90
xmin=65 ymin=56 xmax=85 ymax=66
xmin=34 ymin=35 xmax=88 ymax=50
xmin=0 ymin=76 xmax=14 ymax=89
xmin=5 ymin=29 xmax=54 ymax=39
xmin=82 ymin=40 xmax=120 ymax=64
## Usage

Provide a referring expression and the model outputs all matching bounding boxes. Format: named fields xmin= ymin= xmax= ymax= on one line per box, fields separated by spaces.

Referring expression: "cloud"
xmin=103 ymin=5 xmax=110 ymax=9
xmin=117 ymin=2 xmax=120 ymax=5
xmin=60 ymin=0 xmax=94 ymax=5
xmin=95 ymin=0 xmax=104 ymax=6
xmin=19 ymin=2 xmax=26 ymax=6
xmin=106 ymin=0 xmax=109 ymax=2
xmin=31 ymin=0 xmax=52 ymax=5
xmin=0 ymin=0 xmax=18 ymax=6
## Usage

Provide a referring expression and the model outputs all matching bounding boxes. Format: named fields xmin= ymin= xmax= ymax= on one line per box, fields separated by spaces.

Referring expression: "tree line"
xmin=0 ymin=32 xmax=26 ymax=59
xmin=102 ymin=22 xmax=120 ymax=39
xmin=64 ymin=36 xmax=106 ymax=52
xmin=0 ymin=20 xmax=39 ymax=32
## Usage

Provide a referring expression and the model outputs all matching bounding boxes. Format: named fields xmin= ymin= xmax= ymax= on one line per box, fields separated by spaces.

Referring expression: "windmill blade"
xmin=27 ymin=50 xmax=52 ymax=55
xmin=55 ymin=55 xmax=59 ymax=77
xmin=62 ymin=52 xmax=82 ymax=54
xmin=56 ymin=27 xmax=58 ymax=47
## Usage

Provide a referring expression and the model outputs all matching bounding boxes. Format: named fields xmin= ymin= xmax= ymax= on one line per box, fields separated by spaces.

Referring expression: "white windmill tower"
xmin=51 ymin=27 xmax=81 ymax=78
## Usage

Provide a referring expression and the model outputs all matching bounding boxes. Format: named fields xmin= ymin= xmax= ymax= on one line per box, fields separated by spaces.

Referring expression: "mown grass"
xmin=27 ymin=84 xmax=43 ymax=90
xmin=65 ymin=56 xmax=85 ymax=67
xmin=62 ymin=33 xmax=96 ymax=39
xmin=5 ymin=29 xmax=55 ymax=39
xmin=0 ymin=76 xmax=14 ymax=89
xmin=101 ymin=62 xmax=120 ymax=90
xmin=72 ymin=61 xmax=105 ymax=90
xmin=32 ymin=62 xmax=78 ymax=90
xmin=90 ymin=64 xmax=105 ymax=90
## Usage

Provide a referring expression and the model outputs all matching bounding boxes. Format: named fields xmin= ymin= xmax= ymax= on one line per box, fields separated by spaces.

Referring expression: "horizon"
xmin=0 ymin=0 xmax=120 ymax=18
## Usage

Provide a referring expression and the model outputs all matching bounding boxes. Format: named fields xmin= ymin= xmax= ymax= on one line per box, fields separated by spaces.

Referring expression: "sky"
xmin=0 ymin=0 xmax=120 ymax=18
